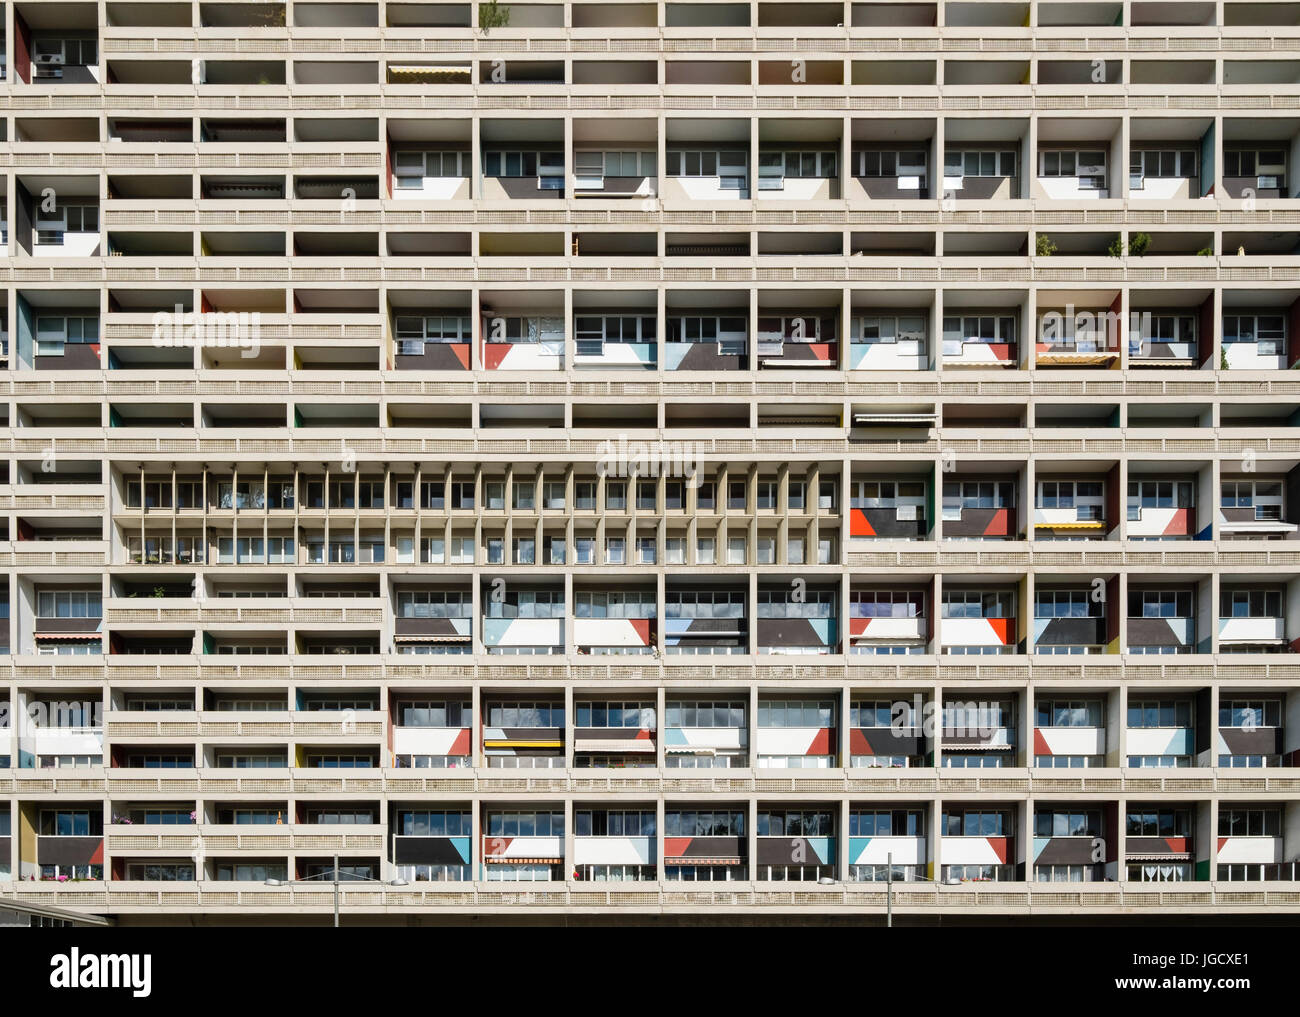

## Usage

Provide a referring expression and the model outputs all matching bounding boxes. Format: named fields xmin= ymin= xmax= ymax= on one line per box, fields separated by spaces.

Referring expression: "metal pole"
xmin=886 ymin=851 xmax=893 ymax=928
xmin=333 ymin=853 xmax=339 ymax=928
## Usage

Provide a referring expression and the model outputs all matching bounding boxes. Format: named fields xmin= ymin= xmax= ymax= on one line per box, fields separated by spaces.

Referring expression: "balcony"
xmin=664 ymin=307 xmax=747 ymax=372
xmin=847 ymin=594 xmax=928 ymax=657
xmin=664 ymin=701 xmax=747 ymax=767
xmin=849 ymin=314 xmax=928 ymax=371
xmin=1128 ymin=308 xmax=1205 ymax=368
xmin=942 ymin=314 xmax=1019 ymax=369
xmin=481 ymin=314 xmax=564 ymax=372
xmin=393 ymin=313 xmax=472 ymax=372
xmin=756 ymin=314 xmax=838 ymax=370
xmin=1035 ymin=310 xmax=1121 ymax=369
xmin=573 ymin=835 xmax=656 ymax=873
xmin=573 ymin=311 xmax=657 ymax=370
xmin=480 ymin=834 xmax=563 ymax=874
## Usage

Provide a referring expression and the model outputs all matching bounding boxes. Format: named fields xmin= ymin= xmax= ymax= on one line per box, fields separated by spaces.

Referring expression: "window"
xmin=1129 ymin=149 xmax=1197 ymax=189
xmin=1035 ymin=700 xmax=1103 ymax=728
xmin=1221 ymin=480 xmax=1284 ymax=521
xmin=854 ymin=149 xmax=927 ymax=177
xmin=1223 ymin=315 xmax=1286 ymax=356
xmin=1038 ymin=149 xmax=1107 ymax=190
xmin=36 ymin=590 xmax=102 ymax=618
xmin=666 ymin=149 xmax=748 ymax=189
xmin=40 ymin=809 xmax=104 ymax=836
xmin=35 ymin=315 xmax=99 ymax=356
xmin=943 ymin=810 xmax=1010 ymax=837
xmin=542 ymin=481 xmax=566 ymax=510
xmin=942 ymin=480 xmax=1016 ymax=519
xmin=757 ymin=150 xmax=838 ymax=190
xmin=665 ymin=315 xmax=748 ymax=354
xmin=512 ymin=481 xmax=536 ymax=510
xmin=942 ymin=590 xmax=1014 ymax=618
xmin=727 ymin=536 xmax=746 ymax=564
xmin=393 ymin=150 xmax=470 ymax=187
xmin=1128 ymin=480 xmax=1195 ymax=520
xmin=573 ymin=150 xmax=656 ymax=187
xmin=696 ymin=536 xmax=716 ymax=564
xmin=605 ymin=536 xmax=626 ymax=564
xmin=482 ymin=150 xmax=565 ymax=188
xmin=606 ymin=481 xmax=627 ymax=511
xmin=1219 ymin=699 xmax=1281 ymax=729
xmin=1127 ymin=590 xmax=1194 ymax=620
xmin=1220 ymin=589 xmax=1283 ymax=619
xmin=36 ymin=203 xmax=99 ymax=245
xmin=484 ymin=316 xmax=565 ymax=345
xmin=1036 ymin=480 xmax=1104 ymax=520
xmin=1224 ymin=148 xmax=1287 ymax=189
xmin=944 ymin=149 xmax=1018 ymax=178
xmin=851 ymin=315 xmax=927 ymax=348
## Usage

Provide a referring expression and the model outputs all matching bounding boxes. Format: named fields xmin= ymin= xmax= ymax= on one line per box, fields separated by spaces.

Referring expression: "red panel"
xmin=15 ymin=14 xmax=30 ymax=85
xmin=449 ymin=728 xmax=472 ymax=756
xmin=451 ymin=343 xmax=471 ymax=370
xmin=849 ymin=618 xmax=869 ymax=637
xmin=849 ymin=729 xmax=871 ymax=754
xmin=987 ymin=618 xmax=1011 ymax=645
xmin=1032 ymin=729 xmax=1051 ymax=756
xmin=983 ymin=508 xmax=1010 ymax=536
xmin=988 ymin=837 xmax=1008 ymax=863
xmin=1163 ymin=508 xmax=1191 ymax=536
xmin=1164 ymin=837 xmax=1188 ymax=853
xmin=483 ymin=344 xmax=510 ymax=370
xmin=663 ymin=837 xmax=693 ymax=859
xmin=630 ymin=618 xmax=652 ymax=645
xmin=1218 ymin=836 xmax=1228 ymax=853
xmin=90 ymin=840 xmax=105 ymax=865
xmin=849 ymin=508 xmax=874 ymax=537
xmin=807 ymin=728 xmax=832 ymax=755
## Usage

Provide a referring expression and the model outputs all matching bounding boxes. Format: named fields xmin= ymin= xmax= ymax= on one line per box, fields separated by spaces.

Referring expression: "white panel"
xmin=573 ymin=836 xmax=654 ymax=865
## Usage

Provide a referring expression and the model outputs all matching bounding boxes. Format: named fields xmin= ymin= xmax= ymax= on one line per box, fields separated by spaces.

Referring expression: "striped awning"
xmin=664 ymin=857 xmax=742 ymax=866
xmin=484 ymin=856 xmax=561 ymax=865
xmin=388 ymin=65 xmax=471 ymax=81
xmin=1037 ymin=352 xmax=1118 ymax=364
xmin=393 ymin=632 xmax=470 ymax=643
xmin=941 ymin=742 xmax=1015 ymax=751
xmin=664 ymin=746 xmax=716 ymax=755
xmin=1127 ymin=853 xmax=1191 ymax=862
xmin=484 ymin=740 xmax=563 ymax=749
xmin=34 ymin=631 xmax=101 ymax=640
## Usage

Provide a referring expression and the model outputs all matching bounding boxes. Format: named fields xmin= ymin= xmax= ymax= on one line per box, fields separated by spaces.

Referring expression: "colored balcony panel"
xmin=1128 ymin=478 xmax=1203 ymax=540
xmin=1033 ymin=699 xmax=1107 ymax=768
xmin=942 ymin=313 xmax=1019 ymax=368
xmin=941 ymin=480 xmax=1018 ymax=540
xmin=848 ymin=314 xmax=928 ymax=370
xmin=757 ymin=699 xmax=836 ymax=768
xmin=664 ymin=700 xmax=748 ymax=768
xmin=756 ymin=586 xmax=837 ymax=655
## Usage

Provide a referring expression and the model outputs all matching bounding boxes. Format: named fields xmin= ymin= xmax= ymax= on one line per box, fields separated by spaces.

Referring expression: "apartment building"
xmin=2 ymin=0 xmax=1300 ymax=924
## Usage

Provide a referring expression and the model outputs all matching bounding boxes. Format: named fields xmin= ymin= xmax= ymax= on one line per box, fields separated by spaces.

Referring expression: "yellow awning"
xmin=1035 ymin=521 xmax=1106 ymax=529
